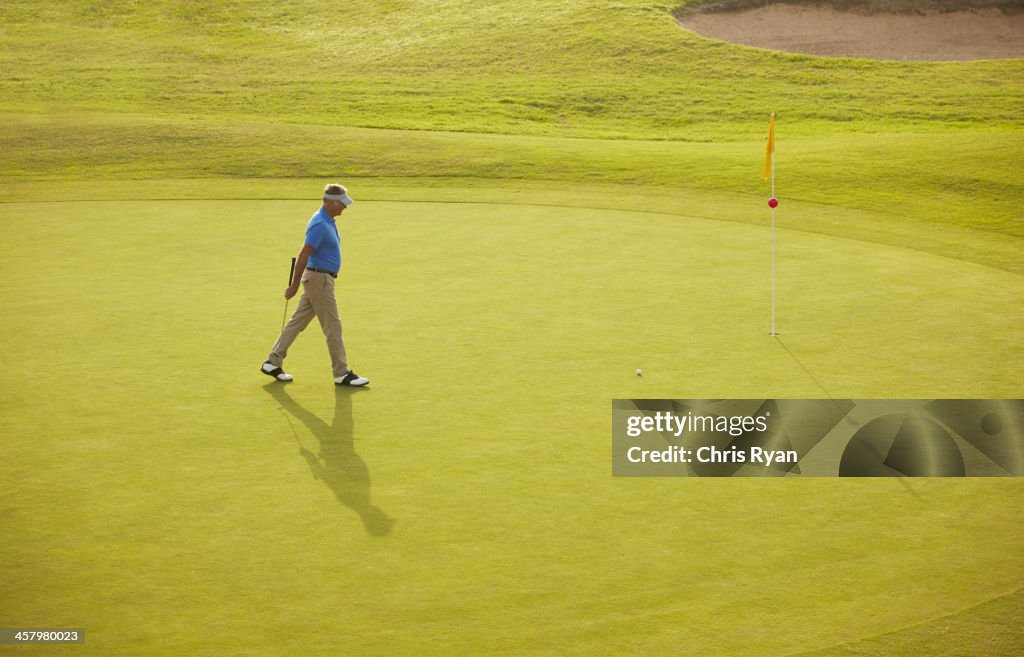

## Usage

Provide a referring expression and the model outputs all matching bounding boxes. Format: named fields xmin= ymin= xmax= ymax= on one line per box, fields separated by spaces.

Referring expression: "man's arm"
xmin=285 ymin=243 xmax=316 ymax=299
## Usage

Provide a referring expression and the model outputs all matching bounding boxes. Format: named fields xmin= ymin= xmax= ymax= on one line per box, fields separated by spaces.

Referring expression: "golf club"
xmin=281 ymin=256 xmax=296 ymax=330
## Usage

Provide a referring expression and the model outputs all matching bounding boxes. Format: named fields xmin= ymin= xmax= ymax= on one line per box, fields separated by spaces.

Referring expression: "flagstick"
xmin=763 ymin=112 xmax=778 ymax=336
xmin=770 ymin=150 xmax=777 ymax=337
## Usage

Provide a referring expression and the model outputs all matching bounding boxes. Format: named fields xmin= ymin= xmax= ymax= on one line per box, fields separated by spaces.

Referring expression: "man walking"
xmin=261 ymin=183 xmax=369 ymax=386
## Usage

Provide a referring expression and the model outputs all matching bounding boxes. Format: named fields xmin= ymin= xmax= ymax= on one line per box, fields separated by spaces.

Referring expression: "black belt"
xmin=306 ymin=267 xmax=337 ymax=278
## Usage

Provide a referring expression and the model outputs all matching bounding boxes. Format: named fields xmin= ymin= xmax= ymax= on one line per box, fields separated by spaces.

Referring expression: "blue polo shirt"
xmin=304 ymin=207 xmax=341 ymax=273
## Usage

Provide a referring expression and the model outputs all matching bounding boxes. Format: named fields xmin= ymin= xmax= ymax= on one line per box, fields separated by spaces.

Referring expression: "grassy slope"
xmin=3 ymin=120 xmax=1022 ymax=279
xmin=0 ymin=1 xmax=1021 ymax=137
xmin=2 ymin=1 xmax=1022 ymax=258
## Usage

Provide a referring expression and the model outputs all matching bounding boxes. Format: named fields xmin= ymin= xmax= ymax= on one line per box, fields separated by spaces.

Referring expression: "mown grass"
xmin=1 ymin=193 xmax=1022 ymax=657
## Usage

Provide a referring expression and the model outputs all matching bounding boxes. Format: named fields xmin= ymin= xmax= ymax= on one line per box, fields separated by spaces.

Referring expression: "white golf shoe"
xmin=335 ymin=370 xmax=369 ymax=387
xmin=261 ymin=361 xmax=293 ymax=382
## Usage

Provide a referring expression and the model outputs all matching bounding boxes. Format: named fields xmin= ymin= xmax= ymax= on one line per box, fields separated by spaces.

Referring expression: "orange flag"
xmin=763 ymin=113 xmax=775 ymax=181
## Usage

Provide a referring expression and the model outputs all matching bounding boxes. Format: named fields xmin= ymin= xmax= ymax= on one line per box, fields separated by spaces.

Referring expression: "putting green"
xmin=1 ymin=188 xmax=1022 ymax=656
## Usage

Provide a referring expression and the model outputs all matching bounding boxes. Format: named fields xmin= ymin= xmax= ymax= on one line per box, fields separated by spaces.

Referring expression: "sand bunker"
xmin=678 ymin=5 xmax=1024 ymax=60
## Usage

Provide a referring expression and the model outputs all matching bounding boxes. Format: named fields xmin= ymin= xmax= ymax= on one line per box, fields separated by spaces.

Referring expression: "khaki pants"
xmin=268 ymin=270 xmax=348 ymax=378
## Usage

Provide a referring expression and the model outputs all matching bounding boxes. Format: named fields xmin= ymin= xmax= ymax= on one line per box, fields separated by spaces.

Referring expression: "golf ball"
xmin=636 ymin=369 xmax=642 ymax=376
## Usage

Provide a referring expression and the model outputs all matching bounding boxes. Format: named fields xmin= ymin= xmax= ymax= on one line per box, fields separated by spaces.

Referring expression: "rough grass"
xmin=1 ymin=1 xmax=1022 ymax=140
xmin=3 ymin=1 xmax=1021 ymax=253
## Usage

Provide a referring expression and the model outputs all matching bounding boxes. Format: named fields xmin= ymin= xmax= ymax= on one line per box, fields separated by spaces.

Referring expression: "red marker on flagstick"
xmin=768 ymin=197 xmax=778 ymax=208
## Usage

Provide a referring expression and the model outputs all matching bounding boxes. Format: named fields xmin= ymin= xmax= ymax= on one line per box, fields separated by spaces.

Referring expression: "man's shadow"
xmin=263 ymin=383 xmax=395 ymax=536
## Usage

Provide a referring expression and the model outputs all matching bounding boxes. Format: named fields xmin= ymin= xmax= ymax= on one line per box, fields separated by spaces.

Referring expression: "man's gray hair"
xmin=324 ymin=183 xmax=347 ymax=197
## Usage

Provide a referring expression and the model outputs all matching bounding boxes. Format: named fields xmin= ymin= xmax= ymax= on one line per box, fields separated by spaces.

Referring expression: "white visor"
xmin=324 ymin=193 xmax=354 ymax=206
